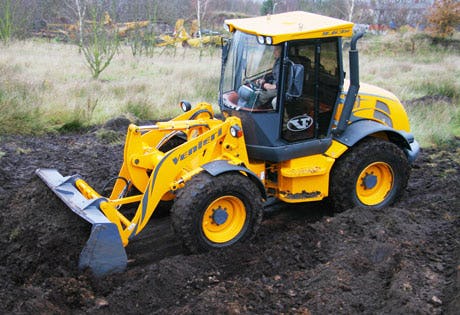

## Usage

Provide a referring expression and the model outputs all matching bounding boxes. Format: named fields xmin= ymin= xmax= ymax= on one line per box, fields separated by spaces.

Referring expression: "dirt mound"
xmin=0 ymin=132 xmax=458 ymax=314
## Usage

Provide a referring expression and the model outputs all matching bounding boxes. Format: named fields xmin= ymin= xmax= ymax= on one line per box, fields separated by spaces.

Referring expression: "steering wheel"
xmin=245 ymin=79 xmax=263 ymax=91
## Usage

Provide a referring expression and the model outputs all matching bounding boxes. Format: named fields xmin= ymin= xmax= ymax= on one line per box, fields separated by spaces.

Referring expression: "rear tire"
xmin=329 ymin=138 xmax=410 ymax=212
xmin=171 ymin=172 xmax=264 ymax=253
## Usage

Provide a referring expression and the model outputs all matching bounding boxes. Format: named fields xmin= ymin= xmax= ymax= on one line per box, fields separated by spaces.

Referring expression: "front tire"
xmin=171 ymin=172 xmax=264 ymax=253
xmin=329 ymin=138 xmax=410 ymax=212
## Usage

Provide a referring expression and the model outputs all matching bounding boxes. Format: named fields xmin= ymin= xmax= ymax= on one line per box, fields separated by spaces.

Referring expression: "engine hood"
xmin=344 ymin=80 xmax=399 ymax=102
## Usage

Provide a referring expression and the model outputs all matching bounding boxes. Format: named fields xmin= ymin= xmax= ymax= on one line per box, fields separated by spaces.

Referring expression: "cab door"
xmin=282 ymin=38 xmax=343 ymax=142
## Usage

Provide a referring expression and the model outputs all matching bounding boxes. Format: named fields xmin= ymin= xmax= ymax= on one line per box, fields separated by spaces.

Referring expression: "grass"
xmin=0 ymin=40 xmax=221 ymax=133
xmin=0 ymin=66 xmax=47 ymax=134
xmin=406 ymin=99 xmax=459 ymax=148
xmin=356 ymin=32 xmax=459 ymax=148
xmin=0 ymin=34 xmax=458 ymax=148
xmin=359 ymin=52 xmax=459 ymax=101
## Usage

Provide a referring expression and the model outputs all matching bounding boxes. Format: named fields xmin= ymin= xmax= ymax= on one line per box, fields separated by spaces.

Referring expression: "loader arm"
xmin=108 ymin=115 xmax=250 ymax=241
xmin=36 ymin=104 xmax=250 ymax=276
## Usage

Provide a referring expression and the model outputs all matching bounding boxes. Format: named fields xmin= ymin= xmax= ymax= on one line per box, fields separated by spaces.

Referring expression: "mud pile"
xmin=0 ymin=129 xmax=458 ymax=314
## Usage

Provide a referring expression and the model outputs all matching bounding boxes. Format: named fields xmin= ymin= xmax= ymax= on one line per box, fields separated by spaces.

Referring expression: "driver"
xmin=255 ymin=45 xmax=282 ymax=108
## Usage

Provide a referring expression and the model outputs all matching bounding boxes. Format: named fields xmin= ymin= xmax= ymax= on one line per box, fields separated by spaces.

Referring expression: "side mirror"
xmin=286 ymin=62 xmax=304 ymax=98
xmin=221 ymin=38 xmax=231 ymax=64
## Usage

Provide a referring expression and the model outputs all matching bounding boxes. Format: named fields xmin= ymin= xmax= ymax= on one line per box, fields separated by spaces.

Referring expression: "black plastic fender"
xmin=334 ymin=120 xmax=420 ymax=164
xmin=201 ymin=160 xmax=267 ymax=199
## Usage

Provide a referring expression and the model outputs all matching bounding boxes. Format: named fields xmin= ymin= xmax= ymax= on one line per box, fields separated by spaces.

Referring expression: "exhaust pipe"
xmin=334 ymin=31 xmax=365 ymax=135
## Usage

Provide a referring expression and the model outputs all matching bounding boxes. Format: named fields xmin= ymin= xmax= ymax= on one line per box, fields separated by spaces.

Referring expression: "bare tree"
xmin=194 ymin=0 xmax=210 ymax=39
xmin=348 ymin=0 xmax=355 ymax=21
xmin=0 ymin=0 xmax=34 ymax=41
xmin=64 ymin=0 xmax=87 ymax=46
xmin=321 ymin=0 xmax=358 ymax=21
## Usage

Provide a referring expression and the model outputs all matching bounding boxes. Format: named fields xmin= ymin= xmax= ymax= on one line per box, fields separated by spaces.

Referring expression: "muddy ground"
xmin=0 ymin=121 xmax=458 ymax=314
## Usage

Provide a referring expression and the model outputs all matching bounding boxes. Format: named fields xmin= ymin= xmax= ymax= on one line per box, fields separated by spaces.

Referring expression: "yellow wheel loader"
xmin=36 ymin=11 xmax=419 ymax=276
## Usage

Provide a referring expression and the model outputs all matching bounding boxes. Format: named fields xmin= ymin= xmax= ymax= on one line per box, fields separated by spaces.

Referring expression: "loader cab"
xmin=219 ymin=30 xmax=345 ymax=162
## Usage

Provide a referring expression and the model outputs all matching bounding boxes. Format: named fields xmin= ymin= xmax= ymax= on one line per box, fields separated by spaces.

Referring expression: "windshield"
xmin=221 ymin=31 xmax=278 ymax=111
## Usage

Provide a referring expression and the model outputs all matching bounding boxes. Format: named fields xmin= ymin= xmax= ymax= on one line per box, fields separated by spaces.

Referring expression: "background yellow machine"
xmin=36 ymin=11 xmax=419 ymax=276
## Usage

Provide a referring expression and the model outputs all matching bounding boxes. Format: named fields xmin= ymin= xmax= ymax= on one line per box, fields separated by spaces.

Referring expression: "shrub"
xmin=81 ymin=10 xmax=120 ymax=79
xmin=426 ymin=0 xmax=460 ymax=38
xmin=0 ymin=0 xmax=13 ymax=43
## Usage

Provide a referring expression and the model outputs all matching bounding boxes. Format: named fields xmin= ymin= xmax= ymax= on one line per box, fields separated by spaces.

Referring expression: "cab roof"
xmin=225 ymin=11 xmax=354 ymax=44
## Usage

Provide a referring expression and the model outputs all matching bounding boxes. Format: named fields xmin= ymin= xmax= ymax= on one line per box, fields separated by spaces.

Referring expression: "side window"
xmin=317 ymin=40 xmax=340 ymax=113
xmin=282 ymin=39 xmax=340 ymax=142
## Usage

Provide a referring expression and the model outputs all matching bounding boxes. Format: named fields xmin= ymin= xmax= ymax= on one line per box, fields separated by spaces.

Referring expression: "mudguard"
xmin=334 ymin=120 xmax=420 ymax=164
xmin=202 ymin=160 xmax=267 ymax=199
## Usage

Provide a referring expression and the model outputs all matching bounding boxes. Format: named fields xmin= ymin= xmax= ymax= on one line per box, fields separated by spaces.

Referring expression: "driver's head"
xmin=273 ymin=45 xmax=282 ymax=58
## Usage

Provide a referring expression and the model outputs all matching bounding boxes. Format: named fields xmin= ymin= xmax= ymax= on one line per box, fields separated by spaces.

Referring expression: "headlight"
xmin=257 ymin=35 xmax=265 ymax=45
xmin=257 ymin=35 xmax=273 ymax=45
xmin=230 ymin=125 xmax=243 ymax=138
xmin=180 ymin=100 xmax=191 ymax=112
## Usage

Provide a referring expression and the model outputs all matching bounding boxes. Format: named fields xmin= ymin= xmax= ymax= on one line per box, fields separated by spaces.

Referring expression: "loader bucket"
xmin=35 ymin=168 xmax=127 ymax=276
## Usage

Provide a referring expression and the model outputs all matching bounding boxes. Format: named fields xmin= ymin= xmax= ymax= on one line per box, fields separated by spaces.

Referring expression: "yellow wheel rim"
xmin=202 ymin=196 xmax=247 ymax=244
xmin=356 ymin=162 xmax=394 ymax=206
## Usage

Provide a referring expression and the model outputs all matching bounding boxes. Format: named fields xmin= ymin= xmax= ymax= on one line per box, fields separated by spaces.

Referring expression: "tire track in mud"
xmin=125 ymin=200 xmax=329 ymax=269
xmin=126 ymin=216 xmax=183 ymax=267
